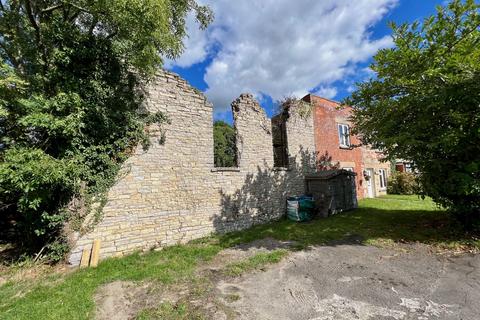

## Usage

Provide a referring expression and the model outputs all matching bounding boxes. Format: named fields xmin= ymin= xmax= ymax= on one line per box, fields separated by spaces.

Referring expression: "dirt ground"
xmin=94 ymin=238 xmax=480 ymax=320
xmin=217 ymin=241 xmax=480 ymax=320
xmin=94 ymin=238 xmax=295 ymax=320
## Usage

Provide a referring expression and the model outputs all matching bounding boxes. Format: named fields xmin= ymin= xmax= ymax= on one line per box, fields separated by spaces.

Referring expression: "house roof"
xmin=302 ymin=94 xmax=341 ymax=106
xmin=302 ymin=94 xmax=353 ymax=111
xmin=305 ymin=169 xmax=357 ymax=180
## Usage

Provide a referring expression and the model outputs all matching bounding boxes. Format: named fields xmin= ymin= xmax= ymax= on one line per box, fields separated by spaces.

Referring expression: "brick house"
xmin=395 ymin=160 xmax=414 ymax=173
xmin=302 ymin=94 xmax=391 ymax=199
xmin=361 ymin=145 xmax=390 ymax=198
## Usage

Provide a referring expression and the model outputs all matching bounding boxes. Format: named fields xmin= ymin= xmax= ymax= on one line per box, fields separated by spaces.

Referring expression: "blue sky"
xmin=166 ymin=0 xmax=446 ymax=123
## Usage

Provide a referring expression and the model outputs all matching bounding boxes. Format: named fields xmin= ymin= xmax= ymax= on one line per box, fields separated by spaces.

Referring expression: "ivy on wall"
xmin=0 ymin=0 xmax=212 ymax=261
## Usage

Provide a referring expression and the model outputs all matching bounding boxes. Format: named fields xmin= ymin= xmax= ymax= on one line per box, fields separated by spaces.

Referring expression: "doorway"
xmin=366 ymin=168 xmax=375 ymax=198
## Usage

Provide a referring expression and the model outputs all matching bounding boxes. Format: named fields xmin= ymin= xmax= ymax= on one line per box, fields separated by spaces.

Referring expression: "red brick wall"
xmin=303 ymin=94 xmax=365 ymax=198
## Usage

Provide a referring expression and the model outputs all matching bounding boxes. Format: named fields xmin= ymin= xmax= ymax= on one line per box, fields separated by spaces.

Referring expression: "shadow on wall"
xmin=213 ymin=148 xmax=318 ymax=233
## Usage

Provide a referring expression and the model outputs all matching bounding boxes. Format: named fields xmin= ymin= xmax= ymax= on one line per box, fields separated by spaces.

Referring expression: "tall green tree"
xmin=0 ymin=0 xmax=212 ymax=257
xmin=213 ymin=120 xmax=237 ymax=167
xmin=347 ymin=0 xmax=480 ymax=228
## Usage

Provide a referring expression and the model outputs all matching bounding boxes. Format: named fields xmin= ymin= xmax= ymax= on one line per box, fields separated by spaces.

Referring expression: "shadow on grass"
xmin=208 ymin=145 xmax=477 ymax=253
xmin=215 ymin=196 xmax=479 ymax=252
xmin=0 ymin=243 xmax=22 ymax=267
xmin=1 ymin=196 xmax=478 ymax=320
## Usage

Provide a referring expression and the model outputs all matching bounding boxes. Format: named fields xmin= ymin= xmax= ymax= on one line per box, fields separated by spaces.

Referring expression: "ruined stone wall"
xmin=69 ymin=71 xmax=316 ymax=265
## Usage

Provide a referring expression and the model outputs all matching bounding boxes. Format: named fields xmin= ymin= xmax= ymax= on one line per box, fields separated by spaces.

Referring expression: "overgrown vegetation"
xmin=347 ymin=0 xmax=480 ymax=229
xmin=213 ymin=120 xmax=237 ymax=167
xmin=276 ymin=96 xmax=313 ymax=120
xmin=0 ymin=195 xmax=478 ymax=320
xmin=387 ymin=172 xmax=421 ymax=195
xmin=0 ymin=0 xmax=213 ymax=260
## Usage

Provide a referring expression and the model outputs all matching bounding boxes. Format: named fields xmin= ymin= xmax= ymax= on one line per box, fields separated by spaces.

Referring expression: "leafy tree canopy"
xmin=213 ymin=120 xmax=237 ymax=168
xmin=0 ymin=0 xmax=212 ymax=258
xmin=347 ymin=0 xmax=480 ymax=228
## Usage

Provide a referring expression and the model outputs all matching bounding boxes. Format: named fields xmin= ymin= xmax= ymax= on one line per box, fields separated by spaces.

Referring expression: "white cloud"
xmin=346 ymin=85 xmax=356 ymax=93
xmin=164 ymin=13 xmax=212 ymax=68
xmin=313 ymin=87 xmax=338 ymax=100
xmin=168 ymin=0 xmax=397 ymax=111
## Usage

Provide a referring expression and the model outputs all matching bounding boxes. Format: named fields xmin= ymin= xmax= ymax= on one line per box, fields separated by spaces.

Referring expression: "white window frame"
xmin=337 ymin=123 xmax=351 ymax=148
xmin=405 ymin=163 xmax=413 ymax=173
xmin=343 ymin=167 xmax=354 ymax=172
xmin=378 ymin=169 xmax=387 ymax=189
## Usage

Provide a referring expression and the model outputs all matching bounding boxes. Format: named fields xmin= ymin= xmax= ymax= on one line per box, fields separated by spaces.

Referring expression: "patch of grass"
xmin=224 ymin=249 xmax=288 ymax=277
xmin=218 ymin=195 xmax=480 ymax=251
xmin=0 ymin=195 xmax=478 ymax=319
xmin=224 ymin=293 xmax=241 ymax=303
xmin=0 ymin=244 xmax=221 ymax=320
xmin=136 ymin=302 xmax=205 ymax=320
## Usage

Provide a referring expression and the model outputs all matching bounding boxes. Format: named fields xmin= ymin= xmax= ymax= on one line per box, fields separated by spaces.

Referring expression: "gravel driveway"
xmin=217 ymin=241 xmax=480 ymax=320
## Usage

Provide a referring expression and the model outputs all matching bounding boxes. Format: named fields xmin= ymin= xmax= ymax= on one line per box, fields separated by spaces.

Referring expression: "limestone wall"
xmin=69 ymin=70 xmax=316 ymax=265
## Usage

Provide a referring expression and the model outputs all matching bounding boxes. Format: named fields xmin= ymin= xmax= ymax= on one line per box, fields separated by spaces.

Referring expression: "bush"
xmin=0 ymin=148 xmax=80 ymax=250
xmin=347 ymin=1 xmax=480 ymax=229
xmin=0 ymin=1 xmax=212 ymax=261
xmin=387 ymin=172 xmax=420 ymax=195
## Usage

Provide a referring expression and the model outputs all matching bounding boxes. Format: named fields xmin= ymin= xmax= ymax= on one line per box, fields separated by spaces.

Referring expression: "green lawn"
xmin=0 ymin=195 xmax=478 ymax=319
xmin=217 ymin=194 xmax=479 ymax=250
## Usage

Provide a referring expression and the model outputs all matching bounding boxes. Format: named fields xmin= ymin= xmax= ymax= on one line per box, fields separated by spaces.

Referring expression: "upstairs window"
xmin=379 ymin=169 xmax=387 ymax=189
xmin=338 ymin=124 xmax=351 ymax=148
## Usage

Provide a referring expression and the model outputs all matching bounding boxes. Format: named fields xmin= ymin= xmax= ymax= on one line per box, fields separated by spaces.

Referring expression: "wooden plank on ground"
xmin=90 ymin=239 xmax=101 ymax=267
xmin=80 ymin=247 xmax=91 ymax=268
